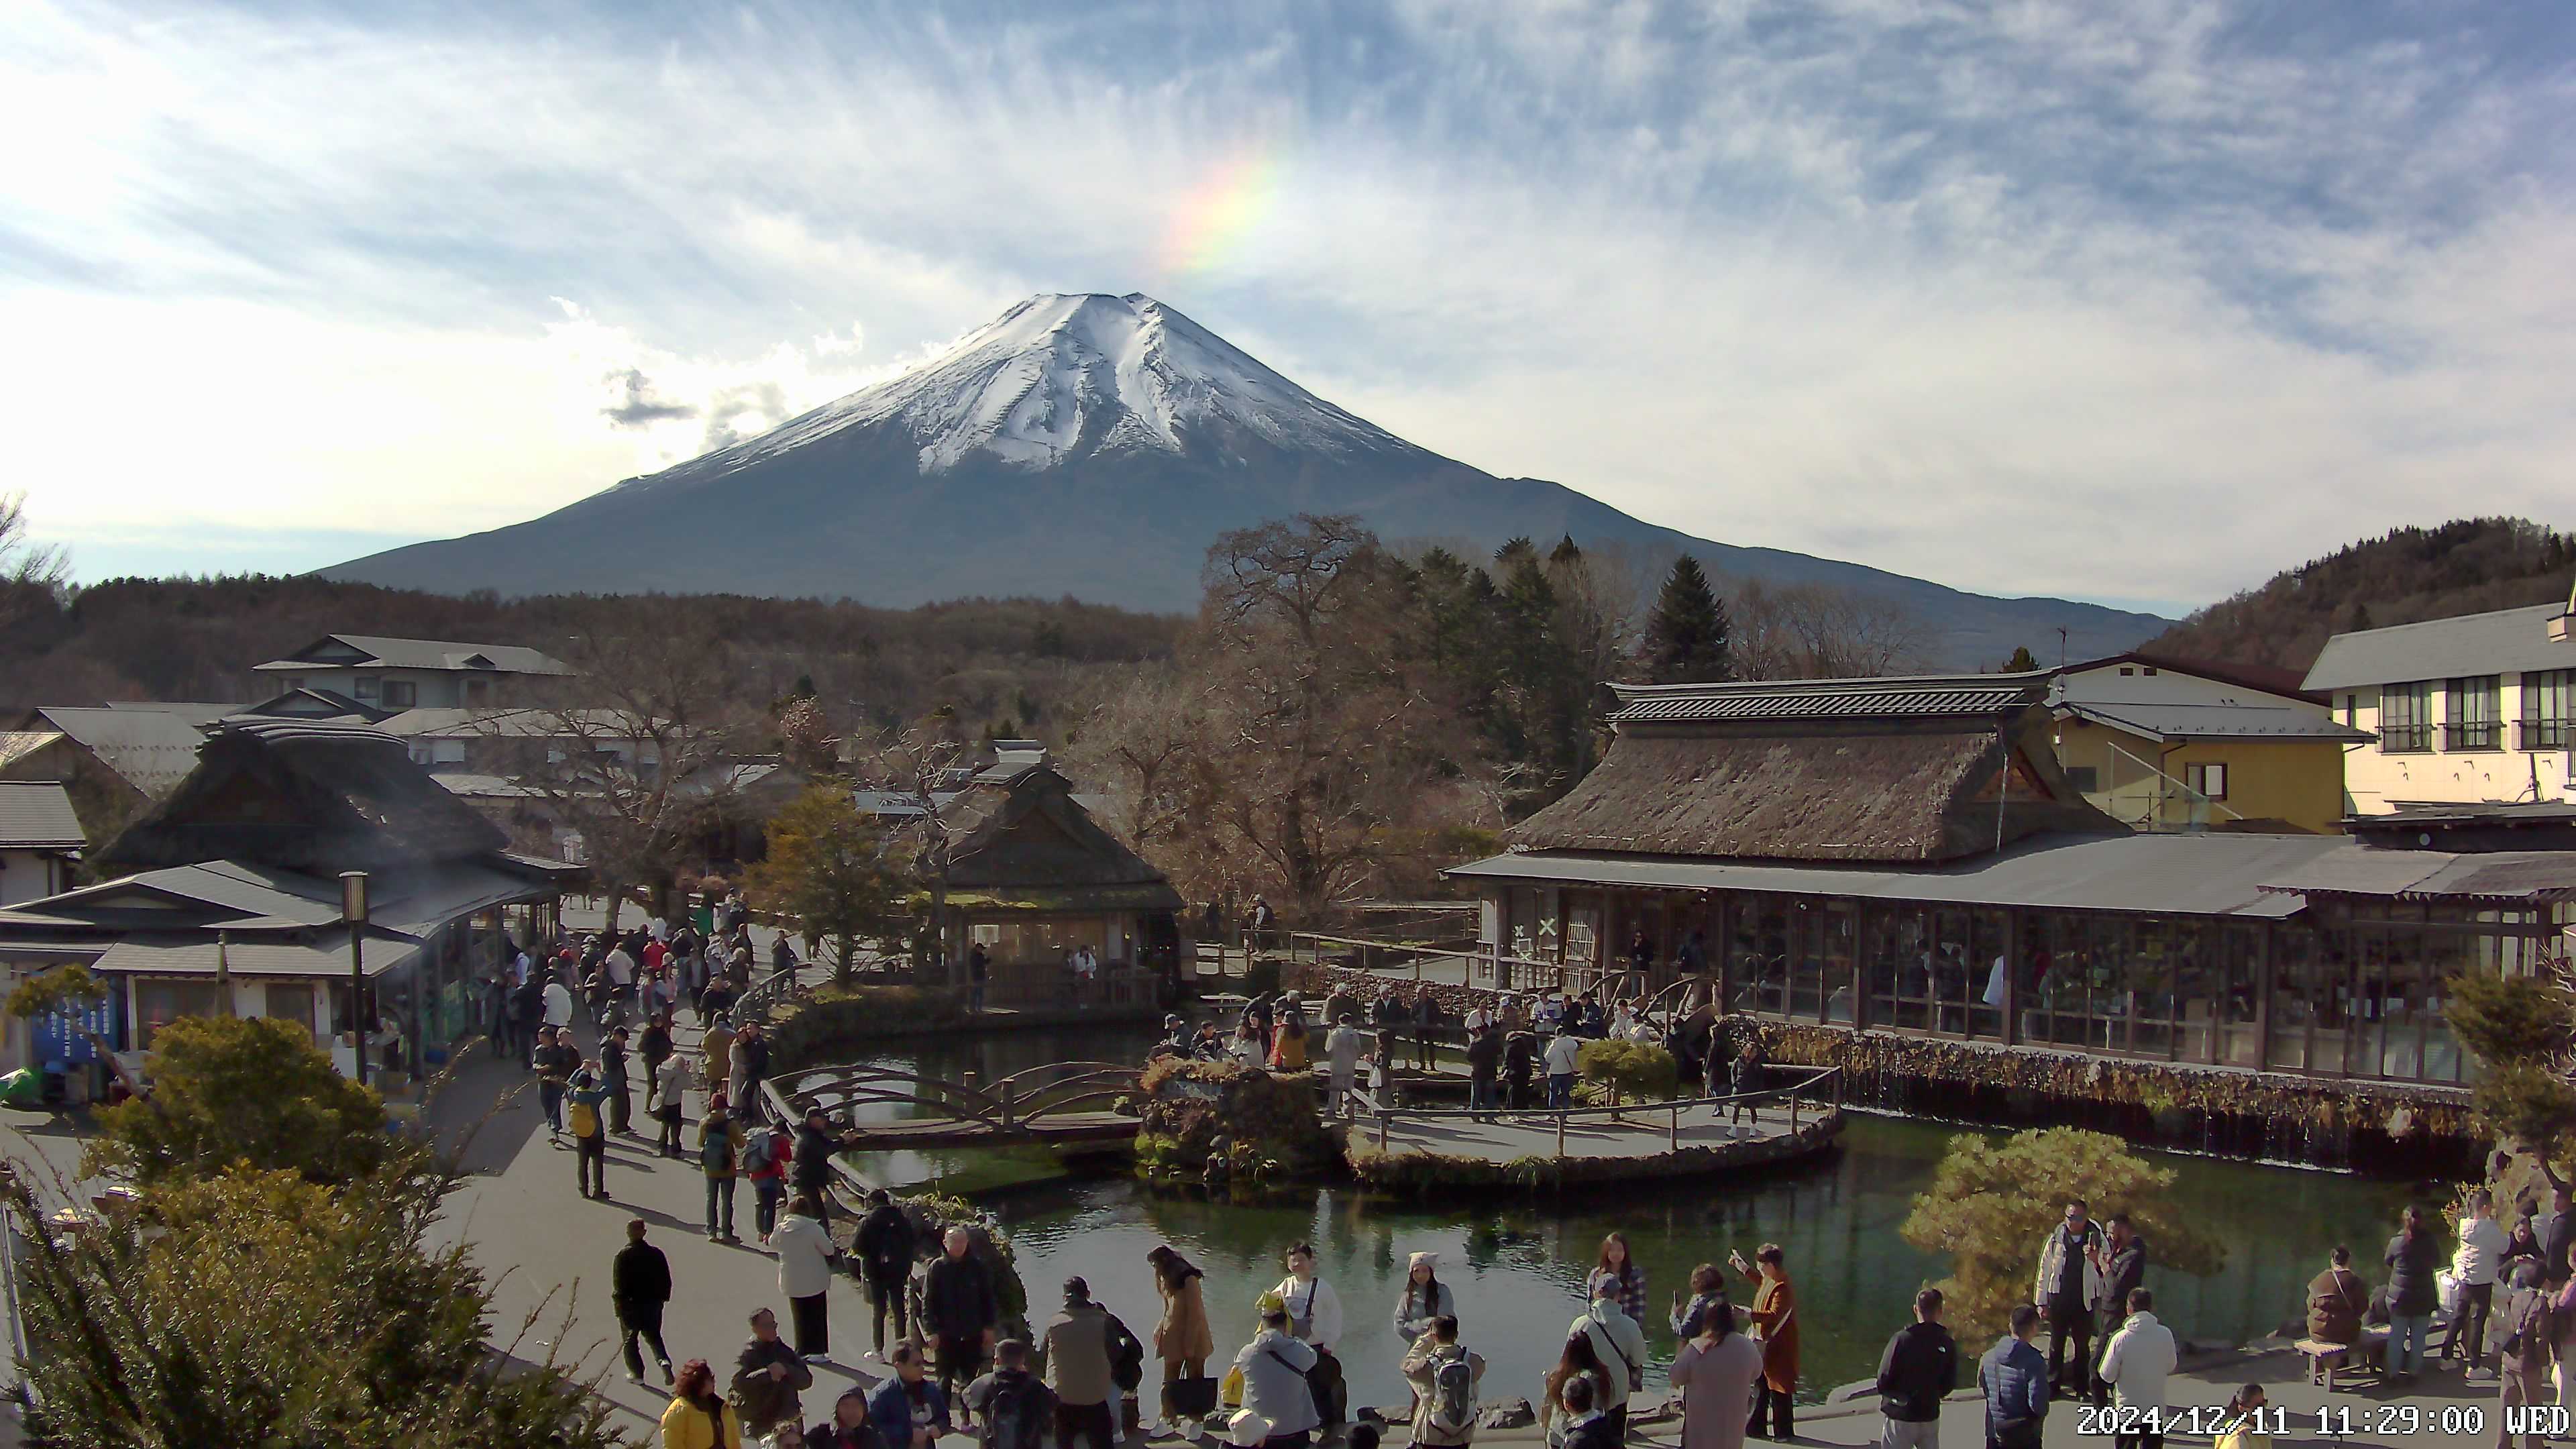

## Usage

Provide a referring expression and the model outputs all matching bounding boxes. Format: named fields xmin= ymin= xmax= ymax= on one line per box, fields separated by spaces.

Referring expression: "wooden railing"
xmin=774 ymin=1059 xmax=1142 ymax=1133
xmin=1348 ymin=1063 xmax=1843 ymax=1157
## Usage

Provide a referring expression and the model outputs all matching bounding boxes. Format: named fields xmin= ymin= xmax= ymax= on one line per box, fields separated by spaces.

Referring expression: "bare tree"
xmin=0 ymin=491 xmax=70 ymax=635
xmin=841 ymin=706 xmax=971 ymax=980
xmin=1056 ymin=664 xmax=1207 ymax=856
xmin=1723 ymin=577 xmax=1939 ymax=680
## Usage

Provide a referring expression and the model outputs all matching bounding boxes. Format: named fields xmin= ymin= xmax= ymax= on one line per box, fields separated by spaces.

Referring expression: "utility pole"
xmin=341 ymin=871 xmax=370 ymax=1087
xmin=2055 ymin=627 xmax=2068 ymax=669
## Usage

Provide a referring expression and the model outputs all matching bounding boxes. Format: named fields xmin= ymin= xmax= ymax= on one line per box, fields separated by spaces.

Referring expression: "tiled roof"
xmin=0 ymin=782 xmax=85 ymax=849
xmin=31 ymin=707 xmax=207 ymax=796
xmin=2056 ymin=702 xmax=2373 ymax=742
xmin=1609 ymin=673 xmax=2048 ymax=724
xmin=254 ymin=633 xmax=572 ymax=676
xmin=2304 ymin=604 xmax=2576 ymax=692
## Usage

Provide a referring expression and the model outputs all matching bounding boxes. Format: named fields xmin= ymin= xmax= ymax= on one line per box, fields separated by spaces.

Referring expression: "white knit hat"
xmin=1407 ymin=1251 xmax=1440 ymax=1273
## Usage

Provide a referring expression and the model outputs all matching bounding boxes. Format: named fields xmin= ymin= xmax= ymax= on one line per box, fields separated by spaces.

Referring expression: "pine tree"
xmin=1641 ymin=555 xmax=1732 ymax=684
xmin=2000 ymin=645 xmax=2039 ymax=672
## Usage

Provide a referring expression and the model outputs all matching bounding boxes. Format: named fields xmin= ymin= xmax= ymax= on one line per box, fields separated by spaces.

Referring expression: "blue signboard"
xmin=30 ymin=990 xmax=120 ymax=1067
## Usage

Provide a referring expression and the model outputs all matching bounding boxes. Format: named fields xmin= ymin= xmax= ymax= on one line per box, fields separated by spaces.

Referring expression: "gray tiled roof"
xmin=2304 ymin=604 xmax=2576 ymax=692
xmin=0 ymin=782 xmax=85 ymax=849
xmin=1609 ymin=672 xmax=2049 ymax=724
xmin=2258 ymin=844 xmax=2576 ymax=903
xmin=254 ymin=633 xmax=572 ymax=676
xmin=2057 ymin=701 xmax=2373 ymax=742
xmin=32 ymin=707 xmax=208 ymax=796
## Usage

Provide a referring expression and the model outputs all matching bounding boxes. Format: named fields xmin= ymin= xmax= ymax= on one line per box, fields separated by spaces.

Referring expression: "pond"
xmin=830 ymin=1026 xmax=2420 ymax=1406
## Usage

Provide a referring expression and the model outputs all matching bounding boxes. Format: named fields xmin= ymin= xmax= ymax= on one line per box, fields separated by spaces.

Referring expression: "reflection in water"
xmin=830 ymin=1027 xmax=2417 ymax=1405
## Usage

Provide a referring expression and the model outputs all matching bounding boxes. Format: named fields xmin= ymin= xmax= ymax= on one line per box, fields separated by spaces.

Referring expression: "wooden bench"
xmin=2298 ymin=1324 xmax=2403 ymax=1389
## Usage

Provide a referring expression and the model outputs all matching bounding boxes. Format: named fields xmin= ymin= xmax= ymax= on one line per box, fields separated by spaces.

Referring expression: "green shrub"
xmin=1577 ymin=1040 xmax=1677 ymax=1105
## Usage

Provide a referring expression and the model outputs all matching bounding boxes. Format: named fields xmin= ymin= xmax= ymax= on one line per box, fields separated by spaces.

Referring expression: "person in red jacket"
xmin=746 ymin=1118 xmax=794 ymax=1246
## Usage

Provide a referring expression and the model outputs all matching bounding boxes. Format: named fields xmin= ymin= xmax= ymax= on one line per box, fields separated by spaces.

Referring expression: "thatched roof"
xmin=940 ymin=763 xmax=1177 ymax=898
xmin=96 ymin=718 xmax=505 ymax=876
xmin=1509 ymin=704 xmax=2115 ymax=864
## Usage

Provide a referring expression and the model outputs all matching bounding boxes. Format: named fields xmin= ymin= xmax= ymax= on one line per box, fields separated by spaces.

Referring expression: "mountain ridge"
xmin=328 ymin=292 xmax=2169 ymax=667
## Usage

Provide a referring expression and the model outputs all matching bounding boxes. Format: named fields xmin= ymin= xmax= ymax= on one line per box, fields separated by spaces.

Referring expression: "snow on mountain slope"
xmin=727 ymin=292 xmax=1409 ymax=476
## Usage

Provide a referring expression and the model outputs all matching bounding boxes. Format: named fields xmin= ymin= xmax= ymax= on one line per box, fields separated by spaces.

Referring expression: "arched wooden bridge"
xmin=768 ymin=1061 xmax=1144 ymax=1150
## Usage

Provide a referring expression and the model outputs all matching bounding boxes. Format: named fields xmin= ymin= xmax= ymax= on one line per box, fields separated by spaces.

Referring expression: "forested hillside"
xmin=0 ymin=574 xmax=1185 ymax=737
xmin=2145 ymin=519 xmax=2574 ymax=672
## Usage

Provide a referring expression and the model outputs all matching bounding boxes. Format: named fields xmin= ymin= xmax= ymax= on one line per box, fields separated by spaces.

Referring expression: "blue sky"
xmin=4 ymin=0 xmax=2571 ymax=615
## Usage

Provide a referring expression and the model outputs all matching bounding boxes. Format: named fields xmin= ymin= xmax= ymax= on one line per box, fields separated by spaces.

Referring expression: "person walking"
xmin=601 ymin=1026 xmax=636 ymax=1135
xmin=1568 ymin=1271 xmax=1648 ymax=1442
xmin=1400 ymin=1315 xmax=1485 ymax=1448
xmin=855 ymin=1188 xmax=918 ymax=1360
xmin=568 ymin=1063 xmax=611 ymax=1199
xmin=733 ymin=1306 xmax=815 ymax=1442
xmin=1544 ymin=1028 xmax=1581 ymax=1110
xmin=1149 ymin=1244 xmax=1217 ymax=1434
xmin=2097 ymin=1289 xmax=2176 ymax=1449
xmin=775 ymin=1194 xmax=837 ymax=1362
xmin=963 ymin=1338 xmax=1058 ymax=1449
xmin=2387 ymin=1204 xmax=2442 ymax=1381
xmin=1271 ymin=1242 xmax=1344 ymax=1429
xmin=870 ymin=1342 xmax=953 ymax=1449
xmin=535 ymin=1026 xmax=580 ymax=1142
xmin=1874 ymin=1288 xmax=1957 ymax=1449
xmin=1979 ymin=1305 xmax=2050 ymax=1449
xmin=746 ymin=1117 xmax=792 ymax=1245
xmin=807 ymin=1387 xmax=876 ymax=1449
xmin=700 ymin=1102 xmax=744 ymax=1242
xmin=615 ymin=1218 xmax=677 ymax=1385
xmin=659 ymin=1358 xmax=744 ymax=1449
xmin=2306 ymin=1246 xmax=2370 ymax=1358
xmin=655 ymin=1051 xmax=694 ymax=1159
xmin=2033 ymin=1199 xmax=2106 ymax=1396
xmin=1729 ymin=1244 xmax=1798 ymax=1442
xmin=2453 ymin=1188 xmax=2511 ymax=1375
xmin=1037 ymin=1276 xmax=1128 ymax=1449
xmin=704 ymin=1014 xmax=738 ymax=1095
xmin=2498 ymin=1260 xmax=2554 ymax=1449
xmin=1668 ymin=1290 xmax=1762 ymax=1449
xmin=1324 ymin=1014 xmax=1364 ymax=1117
xmin=925 ymin=1227 xmax=1001 ymax=1413
xmin=1231 ymin=1302 xmax=1321 ymax=1449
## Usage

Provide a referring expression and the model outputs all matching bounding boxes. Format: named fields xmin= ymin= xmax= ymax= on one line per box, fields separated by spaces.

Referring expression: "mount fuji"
xmin=327 ymin=292 xmax=2166 ymax=663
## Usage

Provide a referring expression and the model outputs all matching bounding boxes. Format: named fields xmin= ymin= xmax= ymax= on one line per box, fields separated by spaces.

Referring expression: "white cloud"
xmin=1 ymin=0 xmax=2568 ymax=610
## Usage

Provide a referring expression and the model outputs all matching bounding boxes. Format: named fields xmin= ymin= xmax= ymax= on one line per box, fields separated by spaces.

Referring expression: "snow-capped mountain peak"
xmin=739 ymin=292 xmax=1406 ymax=474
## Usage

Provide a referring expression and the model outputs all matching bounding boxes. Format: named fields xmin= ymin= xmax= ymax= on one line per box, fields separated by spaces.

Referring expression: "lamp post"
xmin=341 ymin=871 xmax=369 ymax=1087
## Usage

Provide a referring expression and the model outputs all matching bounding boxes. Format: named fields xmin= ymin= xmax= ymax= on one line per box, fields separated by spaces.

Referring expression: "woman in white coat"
xmin=773 ymin=1193 xmax=838 ymax=1362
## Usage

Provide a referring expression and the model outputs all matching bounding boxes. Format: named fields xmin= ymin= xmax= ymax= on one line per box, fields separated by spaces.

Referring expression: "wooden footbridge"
xmin=765 ymin=1061 xmax=1144 ymax=1151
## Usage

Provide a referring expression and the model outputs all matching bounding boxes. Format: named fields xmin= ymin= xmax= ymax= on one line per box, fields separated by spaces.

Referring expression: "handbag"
xmin=1165 ymin=1375 xmax=1221 ymax=1419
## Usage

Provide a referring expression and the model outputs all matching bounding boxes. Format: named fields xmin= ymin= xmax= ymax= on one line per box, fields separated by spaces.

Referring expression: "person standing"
xmin=1400 ymin=1315 xmax=1485 ymax=1449
xmin=869 ymin=1343 xmax=953 ymax=1449
xmin=2453 ymin=1188 xmax=2511 ymax=1375
xmin=1595 ymin=1234 xmax=1647 ymax=1327
xmin=794 ymin=1106 xmax=845 ymax=1224
xmin=543 ymin=969 xmax=575 ymax=1039
xmin=1730 ymin=1245 xmax=1798 ymax=1442
xmin=1232 ymin=1303 xmax=1320 ymax=1449
xmin=856 ymin=1188 xmax=918 ymax=1360
xmin=963 ymin=1338 xmax=1058 ymax=1449
xmin=808 ymin=1387 xmax=877 ymax=1449
xmin=1568 ymin=1271 xmax=1648 ymax=1442
xmin=535 ymin=1026 xmax=579 ymax=1142
xmin=2306 ymin=1246 xmax=2370 ymax=1353
xmin=1978 ymin=1305 xmax=2050 ymax=1449
xmin=2498 ymin=1260 xmax=2554 ymax=1449
xmin=1505 ymin=1030 xmax=1538 ymax=1111
xmin=2386 ymin=1205 xmax=2441 ymax=1381
xmin=1544 ymin=1028 xmax=1582 ymax=1110
xmin=1552 ymin=1377 xmax=1618 ymax=1449
xmin=968 ymin=941 xmax=990 ymax=1012
xmin=614 ymin=1218 xmax=676 ymax=1385
xmin=568 ymin=1062 xmax=610 ymax=1199
xmin=1874 ymin=1288 xmax=1957 ymax=1449
xmin=654 ymin=1052 xmax=694 ymax=1159
xmin=1411 ymin=985 xmax=1441 ymax=1072
xmin=733 ymin=1021 xmax=772 ymax=1122
xmin=699 ymin=1102 xmax=743 ymax=1242
xmin=925 ymin=1228 xmax=1000 ymax=1413
xmin=1668 ymin=1291 xmax=1762 ymax=1449
xmin=641 ymin=1010 xmax=674 ymax=1104
xmin=510 ymin=973 xmax=545 ymax=1070
xmin=659 ymin=1358 xmax=743 ymax=1449
xmin=1037 ymin=1276 xmax=1125 ymax=1449
xmin=1324 ymin=1014 xmax=1364 ymax=1118
xmin=604 ymin=938 xmax=637 ymax=1012
xmin=2092 ymin=1216 xmax=2149 ymax=1404
xmin=2032 ymin=1199 xmax=2106 ymax=1395
xmin=1392 ymin=1252 xmax=1456 ymax=1350
xmin=745 ymin=1118 xmax=792 ymax=1245
xmin=1149 ymin=1244 xmax=1216 ymax=1433
xmin=733 ymin=1306 xmax=814 ymax=1442
xmin=775 ymin=1194 xmax=837 ymax=1362
xmin=602 ymin=1025 xmax=635 ymax=1136
xmin=2540 ymin=1182 xmax=2573 ymax=1284
xmin=1728 ymin=1039 xmax=1764 ymax=1126
xmin=2097 ymin=1289 xmax=2176 ymax=1449
xmin=1466 ymin=1026 xmax=1502 ymax=1122
xmin=1271 ymin=1242 xmax=1343 ymax=1428
xmin=704 ymin=1016 xmax=738 ymax=1099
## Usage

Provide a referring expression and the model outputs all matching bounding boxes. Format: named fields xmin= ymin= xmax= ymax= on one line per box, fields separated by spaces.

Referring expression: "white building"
xmin=251 ymin=634 xmax=572 ymax=710
xmin=0 ymin=782 xmax=83 ymax=907
xmin=2304 ymin=600 xmax=2576 ymax=814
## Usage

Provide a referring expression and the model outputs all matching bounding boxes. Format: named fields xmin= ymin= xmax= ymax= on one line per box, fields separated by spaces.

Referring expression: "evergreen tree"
xmin=2000 ymin=645 xmax=2039 ymax=672
xmin=1641 ymin=555 xmax=1733 ymax=684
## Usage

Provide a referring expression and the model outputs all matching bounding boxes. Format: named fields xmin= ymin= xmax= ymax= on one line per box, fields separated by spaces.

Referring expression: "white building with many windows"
xmin=251 ymin=634 xmax=572 ymax=710
xmin=2304 ymin=600 xmax=2576 ymax=814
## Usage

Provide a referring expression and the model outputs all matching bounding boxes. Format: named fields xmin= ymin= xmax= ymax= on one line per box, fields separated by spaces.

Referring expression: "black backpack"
xmin=981 ymin=1374 xmax=1057 ymax=1449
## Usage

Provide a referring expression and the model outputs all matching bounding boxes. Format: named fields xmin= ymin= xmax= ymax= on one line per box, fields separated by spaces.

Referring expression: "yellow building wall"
xmin=2053 ymin=719 xmax=2347 ymax=834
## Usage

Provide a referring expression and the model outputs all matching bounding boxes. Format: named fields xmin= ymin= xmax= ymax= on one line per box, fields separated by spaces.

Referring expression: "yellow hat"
xmin=1256 ymin=1289 xmax=1287 ymax=1317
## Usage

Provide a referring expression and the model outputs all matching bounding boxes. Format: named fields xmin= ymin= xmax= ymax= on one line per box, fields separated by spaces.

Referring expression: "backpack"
xmin=700 ymin=1128 xmax=733 ymax=1173
xmin=981 ymin=1374 xmax=1055 ymax=1449
xmin=743 ymin=1130 xmax=777 ymax=1175
xmin=567 ymin=1097 xmax=599 ymax=1138
xmin=1426 ymin=1350 xmax=1477 ymax=1436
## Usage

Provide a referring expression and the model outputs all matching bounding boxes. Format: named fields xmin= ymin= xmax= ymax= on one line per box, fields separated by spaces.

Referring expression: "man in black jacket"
xmin=612 ymin=1218 xmax=675 ymax=1384
xmin=794 ymin=1106 xmax=847 ymax=1221
xmin=510 ymin=976 xmax=545 ymax=1070
xmin=1464 ymin=1026 xmax=1502 ymax=1122
xmin=856 ymin=1189 xmax=918 ymax=1358
xmin=1557 ymin=1375 xmax=1618 ymax=1449
xmin=924 ymin=1227 xmax=1000 ymax=1415
xmin=1874 ymin=1287 xmax=1957 ymax=1449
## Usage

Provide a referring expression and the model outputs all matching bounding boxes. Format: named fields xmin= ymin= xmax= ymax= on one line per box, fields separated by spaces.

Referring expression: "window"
xmin=2118 ymin=667 xmax=2135 ymax=676
xmin=2445 ymin=676 xmax=2500 ymax=751
xmin=430 ymin=739 xmax=467 ymax=765
xmin=2184 ymin=762 xmax=2229 ymax=800
xmin=381 ymin=679 xmax=419 ymax=708
xmin=2065 ymin=765 xmax=2100 ymax=793
xmin=2378 ymin=682 xmax=2432 ymax=752
xmin=136 ymin=979 xmax=226 ymax=1047
xmin=264 ymin=983 xmax=316 ymax=1039
xmin=2522 ymin=669 xmax=2573 ymax=750
xmin=352 ymin=675 xmax=380 ymax=700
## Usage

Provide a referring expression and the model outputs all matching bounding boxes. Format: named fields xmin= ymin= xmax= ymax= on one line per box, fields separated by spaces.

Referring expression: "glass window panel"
xmin=2379 ymin=682 xmax=2432 ymax=753
xmin=137 ymin=980 xmax=225 ymax=1048
xmin=1930 ymin=908 xmax=1972 ymax=1034
xmin=2126 ymin=920 xmax=2174 ymax=1058
xmin=1968 ymin=910 xmax=2008 ymax=1039
xmin=2265 ymin=926 xmax=2311 ymax=1071
xmin=2169 ymin=921 xmax=2217 ymax=1063
xmin=1822 ymin=902 xmax=1858 ymax=1024
xmin=2522 ymin=669 xmax=2573 ymax=750
xmin=2220 ymin=926 xmax=2263 ymax=1067
xmin=1787 ymin=901 xmax=1825 ymax=1020
xmin=2085 ymin=915 xmax=2126 ymax=1052
xmin=2041 ymin=914 xmax=2090 ymax=1047
xmin=2446 ymin=676 xmax=2502 ymax=751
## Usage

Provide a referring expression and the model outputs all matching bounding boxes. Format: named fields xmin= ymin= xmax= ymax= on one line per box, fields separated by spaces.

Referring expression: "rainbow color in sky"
xmin=1158 ymin=149 xmax=1284 ymax=274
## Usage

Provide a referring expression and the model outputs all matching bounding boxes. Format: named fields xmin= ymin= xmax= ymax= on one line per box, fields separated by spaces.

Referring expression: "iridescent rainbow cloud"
xmin=1159 ymin=150 xmax=1283 ymax=274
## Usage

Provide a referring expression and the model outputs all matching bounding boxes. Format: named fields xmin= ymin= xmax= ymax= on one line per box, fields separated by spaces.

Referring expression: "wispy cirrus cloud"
xmin=2 ymin=0 xmax=2569 ymax=612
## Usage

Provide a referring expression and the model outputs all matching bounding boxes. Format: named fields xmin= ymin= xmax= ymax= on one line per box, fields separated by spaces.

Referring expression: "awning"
xmin=1446 ymin=831 xmax=2349 ymax=918
xmin=91 ymin=930 xmax=421 ymax=979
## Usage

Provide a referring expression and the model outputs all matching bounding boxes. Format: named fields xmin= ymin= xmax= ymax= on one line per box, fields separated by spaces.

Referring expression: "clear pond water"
xmin=830 ymin=1026 xmax=2422 ymax=1405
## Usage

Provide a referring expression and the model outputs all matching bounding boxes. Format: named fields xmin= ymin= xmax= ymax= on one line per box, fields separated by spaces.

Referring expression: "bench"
xmin=2298 ymin=1320 xmax=2420 ymax=1389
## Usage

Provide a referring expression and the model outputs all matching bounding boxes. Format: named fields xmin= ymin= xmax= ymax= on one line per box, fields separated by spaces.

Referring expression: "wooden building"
xmin=1450 ymin=674 xmax=2573 ymax=1091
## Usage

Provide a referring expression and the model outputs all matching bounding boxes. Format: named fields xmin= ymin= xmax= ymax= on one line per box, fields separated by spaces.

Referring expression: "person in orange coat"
xmin=1727 ymin=1243 xmax=1798 ymax=1442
